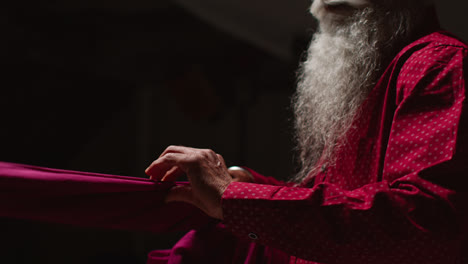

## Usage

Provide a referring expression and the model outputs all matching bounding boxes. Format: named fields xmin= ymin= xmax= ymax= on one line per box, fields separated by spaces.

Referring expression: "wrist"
xmin=228 ymin=166 xmax=254 ymax=183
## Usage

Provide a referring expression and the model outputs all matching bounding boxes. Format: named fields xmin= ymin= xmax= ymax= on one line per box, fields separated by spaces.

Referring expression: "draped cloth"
xmin=0 ymin=161 xmax=291 ymax=263
xmin=0 ymin=161 xmax=228 ymax=263
xmin=0 ymin=161 xmax=289 ymax=263
xmin=0 ymin=161 xmax=210 ymax=232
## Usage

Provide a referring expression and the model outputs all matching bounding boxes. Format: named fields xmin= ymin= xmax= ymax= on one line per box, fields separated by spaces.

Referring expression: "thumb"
xmin=165 ymin=185 xmax=223 ymax=220
xmin=165 ymin=185 xmax=196 ymax=205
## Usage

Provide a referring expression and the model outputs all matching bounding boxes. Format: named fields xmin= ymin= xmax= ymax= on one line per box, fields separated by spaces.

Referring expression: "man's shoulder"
xmin=398 ymin=31 xmax=467 ymax=61
xmin=414 ymin=31 xmax=467 ymax=49
xmin=391 ymin=31 xmax=467 ymax=74
xmin=390 ymin=31 xmax=467 ymax=102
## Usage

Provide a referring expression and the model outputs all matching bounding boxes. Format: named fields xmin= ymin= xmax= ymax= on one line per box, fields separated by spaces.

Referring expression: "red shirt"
xmin=222 ymin=32 xmax=468 ymax=264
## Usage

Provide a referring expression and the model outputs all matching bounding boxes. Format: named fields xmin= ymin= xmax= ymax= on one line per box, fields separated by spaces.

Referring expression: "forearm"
xmin=221 ymin=176 xmax=463 ymax=263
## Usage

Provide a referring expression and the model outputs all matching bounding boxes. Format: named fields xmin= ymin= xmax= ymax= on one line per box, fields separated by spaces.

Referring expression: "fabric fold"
xmin=0 ymin=161 xmax=211 ymax=233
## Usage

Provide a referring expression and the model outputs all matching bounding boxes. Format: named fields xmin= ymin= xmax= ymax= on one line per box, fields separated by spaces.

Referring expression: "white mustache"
xmin=322 ymin=0 xmax=369 ymax=7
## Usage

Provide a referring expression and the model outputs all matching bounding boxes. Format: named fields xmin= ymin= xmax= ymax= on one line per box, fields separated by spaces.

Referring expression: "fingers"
xmin=146 ymin=152 xmax=184 ymax=181
xmin=146 ymin=146 xmax=190 ymax=179
xmin=161 ymin=166 xmax=185 ymax=182
xmin=146 ymin=146 xmax=222 ymax=180
xmin=147 ymin=145 xmax=229 ymax=220
xmin=158 ymin=145 xmax=188 ymax=158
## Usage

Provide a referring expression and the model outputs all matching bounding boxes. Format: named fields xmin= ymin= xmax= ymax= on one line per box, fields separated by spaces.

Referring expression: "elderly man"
xmin=146 ymin=0 xmax=467 ymax=263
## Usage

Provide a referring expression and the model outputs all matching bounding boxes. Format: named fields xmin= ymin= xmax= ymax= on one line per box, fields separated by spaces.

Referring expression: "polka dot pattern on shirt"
xmin=222 ymin=32 xmax=467 ymax=264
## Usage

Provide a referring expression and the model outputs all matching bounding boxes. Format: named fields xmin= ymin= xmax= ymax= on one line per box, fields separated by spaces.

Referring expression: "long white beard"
xmin=292 ymin=5 xmax=423 ymax=183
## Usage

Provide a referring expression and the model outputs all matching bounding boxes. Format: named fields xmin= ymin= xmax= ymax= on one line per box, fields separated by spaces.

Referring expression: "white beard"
xmin=292 ymin=3 xmax=427 ymax=183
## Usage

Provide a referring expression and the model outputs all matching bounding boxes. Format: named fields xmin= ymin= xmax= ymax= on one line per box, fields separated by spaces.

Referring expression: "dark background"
xmin=1 ymin=1 xmax=466 ymax=263
xmin=0 ymin=2 xmax=308 ymax=263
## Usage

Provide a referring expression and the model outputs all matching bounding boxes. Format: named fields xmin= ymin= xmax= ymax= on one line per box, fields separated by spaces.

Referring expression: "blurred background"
xmin=1 ymin=0 xmax=466 ymax=263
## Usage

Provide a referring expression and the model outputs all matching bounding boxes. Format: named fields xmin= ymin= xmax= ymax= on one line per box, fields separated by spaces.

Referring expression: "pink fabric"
xmin=0 ymin=161 xmax=210 ymax=240
xmin=0 ymin=162 xmax=296 ymax=264
xmin=222 ymin=32 xmax=468 ymax=263
xmin=147 ymin=250 xmax=171 ymax=264
xmin=0 ymin=161 xmax=269 ymax=263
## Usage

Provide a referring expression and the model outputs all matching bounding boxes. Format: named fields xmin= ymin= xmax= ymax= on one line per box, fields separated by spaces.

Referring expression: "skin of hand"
xmin=145 ymin=146 xmax=253 ymax=220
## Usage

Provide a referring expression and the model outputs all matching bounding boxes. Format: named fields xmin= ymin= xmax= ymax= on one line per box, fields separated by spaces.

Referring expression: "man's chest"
xmin=314 ymin=71 xmax=397 ymax=190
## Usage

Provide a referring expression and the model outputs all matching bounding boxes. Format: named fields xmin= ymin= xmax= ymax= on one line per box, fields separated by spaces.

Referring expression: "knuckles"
xmin=159 ymin=146 xmax=219 ymax=167
xmin=161 ymin=153 xmax=176 ymax=163
xmin=201 ymin=149 xmax=216 ymax=159
xmin=166 ymin=145 xmax=179 ymax=152
xmin=189 ymin=148 xmax=216 ymax=162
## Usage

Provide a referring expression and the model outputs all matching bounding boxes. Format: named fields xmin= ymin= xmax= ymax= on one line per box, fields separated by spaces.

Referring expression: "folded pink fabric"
xmin=0 ymin=161 xmax=283 ymax=264
xmin=0 ymin=161 xmax=210 ymax=233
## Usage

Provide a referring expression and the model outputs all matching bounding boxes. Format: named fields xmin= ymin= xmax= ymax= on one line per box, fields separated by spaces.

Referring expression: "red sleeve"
xmin=221 ymin=44 xmax=468 ymax=263
xmin=242 ymin=167 xmax=290 ymax=186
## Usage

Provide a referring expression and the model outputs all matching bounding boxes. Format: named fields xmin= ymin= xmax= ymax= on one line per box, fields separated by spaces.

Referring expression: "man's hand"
xmin=145 ymin=146 xmax=233 ymax=220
